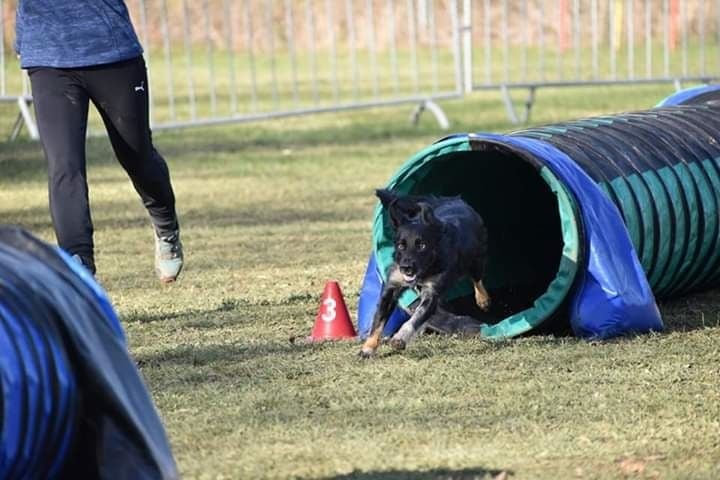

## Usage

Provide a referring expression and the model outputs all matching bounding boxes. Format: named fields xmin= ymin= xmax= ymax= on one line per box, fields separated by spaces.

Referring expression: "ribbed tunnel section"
xmin=514 ymin=102 xmax=720 ymax=299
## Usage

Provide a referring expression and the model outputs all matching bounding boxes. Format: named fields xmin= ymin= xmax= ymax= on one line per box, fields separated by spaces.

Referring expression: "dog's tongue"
xmin=403 ymin=273 xmax=416 ymax=283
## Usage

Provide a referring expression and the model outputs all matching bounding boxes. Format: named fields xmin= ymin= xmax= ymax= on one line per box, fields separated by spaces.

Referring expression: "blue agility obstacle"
xmin=358 ymin=85 xmax=720 ymax=340
xmin=0 ymin=226 xmax=178 ymax=480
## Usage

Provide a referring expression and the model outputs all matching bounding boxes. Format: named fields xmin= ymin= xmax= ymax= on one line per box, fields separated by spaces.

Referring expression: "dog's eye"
xmin=397 ymin=241 xmax=406 ymax=251
xmin=416 ymin=240 xmax=426 ymax=251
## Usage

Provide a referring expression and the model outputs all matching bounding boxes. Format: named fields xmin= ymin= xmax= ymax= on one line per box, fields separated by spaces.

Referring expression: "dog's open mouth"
xmin=402 ymin=273 xmax=417 ymax=283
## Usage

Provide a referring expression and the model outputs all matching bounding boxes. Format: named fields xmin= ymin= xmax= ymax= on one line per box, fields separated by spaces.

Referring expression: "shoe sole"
xmin=157 ymin=265 xmax=183 ymax=284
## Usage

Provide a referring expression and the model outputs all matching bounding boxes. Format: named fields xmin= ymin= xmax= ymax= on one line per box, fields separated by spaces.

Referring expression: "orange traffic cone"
xmin=309 ymin=281 xmax=357 ymax=341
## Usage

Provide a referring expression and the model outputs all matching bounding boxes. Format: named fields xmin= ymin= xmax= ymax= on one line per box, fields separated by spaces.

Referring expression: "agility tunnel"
xmin=0 ymin=226 xmax=178 ymax=479
xmin=358 ymin=84 xmax=720 ymax=340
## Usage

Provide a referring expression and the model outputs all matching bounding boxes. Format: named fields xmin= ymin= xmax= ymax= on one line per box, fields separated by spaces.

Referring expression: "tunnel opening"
xmin=372 ymin=139 xmax=581 ymax=338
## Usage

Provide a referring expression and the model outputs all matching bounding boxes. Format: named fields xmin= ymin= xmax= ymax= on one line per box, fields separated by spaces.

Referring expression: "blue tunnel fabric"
xmin=357 ymin=254 xmax=410 ymax=338
xmin=0 ymin=275 xmax=77 ymax=479
xmin=0 ymin=226 xmax=178 ymax=480
xmin=656 ymin=84 xmax=720 ymax=107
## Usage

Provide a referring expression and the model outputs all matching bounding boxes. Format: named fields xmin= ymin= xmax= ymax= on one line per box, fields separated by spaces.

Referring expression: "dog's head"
xmin=377 ymin=189 xmax=442 ymax=284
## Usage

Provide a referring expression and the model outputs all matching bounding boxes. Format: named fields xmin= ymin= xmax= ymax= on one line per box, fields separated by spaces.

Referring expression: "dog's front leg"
xmin=359 ymin=284 xmax=402 ymax=358
xmin=389 ymin=287 xmax=439 ymax=351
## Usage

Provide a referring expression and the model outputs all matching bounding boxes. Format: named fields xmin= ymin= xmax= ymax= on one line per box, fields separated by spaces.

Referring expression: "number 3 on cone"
xmin=321 ymin=298 xmax=337 ymax=322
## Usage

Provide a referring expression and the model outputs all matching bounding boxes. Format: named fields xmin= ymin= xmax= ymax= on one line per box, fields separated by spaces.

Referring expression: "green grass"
xmin=1 ymin=85 xmax=720 ymax=479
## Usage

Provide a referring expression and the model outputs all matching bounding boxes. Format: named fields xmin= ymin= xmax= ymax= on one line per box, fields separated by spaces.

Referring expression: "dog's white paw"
xmin=358 ymin=347 xmax=376 ymax=359
xmin=475 ymin=293 xmax=491 ymax=311
xmin=389 ymin=338 xmax=406 ymax=350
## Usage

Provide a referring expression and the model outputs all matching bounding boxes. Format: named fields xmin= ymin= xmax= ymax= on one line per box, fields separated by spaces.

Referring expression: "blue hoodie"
xmin=15 ymin=0 xmax=143 ymax=69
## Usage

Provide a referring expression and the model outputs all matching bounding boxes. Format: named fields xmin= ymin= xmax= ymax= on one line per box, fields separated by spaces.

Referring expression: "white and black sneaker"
xmin=71 ymin=253 xmax=96 ymax=275
xmin=155 ymin=230 xmax=184 ymax=283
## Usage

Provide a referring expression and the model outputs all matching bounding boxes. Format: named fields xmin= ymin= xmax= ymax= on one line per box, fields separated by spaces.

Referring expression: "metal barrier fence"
xmin=129 ymin=0 xmax=463 ymax=132
xmin=0 ymin=0 xmax=718 ymax=139
xmin=461 ymin=0 xmax=720 ymax=123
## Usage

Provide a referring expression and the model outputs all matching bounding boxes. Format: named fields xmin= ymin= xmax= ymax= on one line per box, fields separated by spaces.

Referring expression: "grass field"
xmin=1 ymin=85 xmax=720 ymax=479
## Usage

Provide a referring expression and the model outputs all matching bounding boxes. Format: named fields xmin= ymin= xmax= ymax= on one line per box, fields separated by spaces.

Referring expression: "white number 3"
xmin=321 ymin=298 xmax=337 ymax=322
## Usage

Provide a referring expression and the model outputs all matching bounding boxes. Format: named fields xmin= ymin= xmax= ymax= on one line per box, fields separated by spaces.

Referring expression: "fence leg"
xmin=410 ymin=99 xmax=450 ymax=130
xmin=524 ymin=86 xmax=537 ymax=124
xmin=501 ymin=85 xmax=537 ymax=125
xmin=13 ymin=97 xmax=39 ymax=141
xmin=501 ymin=85 xmax=519 ymax=124
xmin=9 ymin=112 xmax=24 ymax=141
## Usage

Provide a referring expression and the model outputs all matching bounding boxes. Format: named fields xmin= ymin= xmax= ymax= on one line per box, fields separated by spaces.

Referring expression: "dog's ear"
xmin=387 ymin=203 xmax=409 ymax=229
xmin=417 ymin=202 xmax=439 ymax=226
xmin=375 ymin=189 xmax=397 ymax=209
xmin=376 ymin=188 xmax=406 ymax=228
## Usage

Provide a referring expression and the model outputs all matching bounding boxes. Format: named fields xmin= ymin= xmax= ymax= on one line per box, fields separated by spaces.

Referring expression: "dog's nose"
xmin=400 ymin=265 xmax=415 ymax=275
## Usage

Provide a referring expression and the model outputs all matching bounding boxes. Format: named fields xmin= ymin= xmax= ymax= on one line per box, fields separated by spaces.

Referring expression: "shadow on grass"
xmin=0 ymin=199 xmax=148 ymax=234
xmin=122 ymin=297 xmax=246 ymax=324
xmin=0 ymin=136 xmax=119 ymax=180
xmin=1 ymin=190 xmax=371 ymax=236
xmin=123 ymin=294 xmax=315 ymax=325
xmin=179 ymin=194 xmax=370 ymax=230
xmin=315 ymin=467 xmax=512 ymax=480
xmin=0 ymin=121 xmax=419 ymax=183
xmin=134 ymin=341 xmax=311 ymax=369
xmin=151 ymin=110 xmax=450 ymax=160
xmin=658 ymin=287 xmax=720 ymax=333
xmin=0 ymin=140 xmax=46 ymax=179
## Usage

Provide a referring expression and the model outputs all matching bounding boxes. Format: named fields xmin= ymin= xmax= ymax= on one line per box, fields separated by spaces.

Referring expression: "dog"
xmin=359 ymin=188 xmax=490 ymax=358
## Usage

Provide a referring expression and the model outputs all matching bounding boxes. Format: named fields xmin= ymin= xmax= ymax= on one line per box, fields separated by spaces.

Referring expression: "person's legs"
xmin=28 ymin=68 xmax=96 ymax=273
xmin=83 ymin=57 xmax=183 ymax=281
xmin=83 ymin=56 xmax=179 ymax=237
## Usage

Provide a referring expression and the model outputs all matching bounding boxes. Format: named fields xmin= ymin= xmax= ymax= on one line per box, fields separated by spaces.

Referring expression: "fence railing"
xmin=130 ymin=0 xmax=462 ymax=132
xmin=461 ymin=0 xmax=720 ymax=122
xmin=0 ymin=0 xmax=718 ymax=139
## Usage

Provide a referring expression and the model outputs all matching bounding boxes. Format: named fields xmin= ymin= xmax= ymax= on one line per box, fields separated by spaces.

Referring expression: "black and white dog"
xmin=359 ymin=189 xmax=490 ymax=358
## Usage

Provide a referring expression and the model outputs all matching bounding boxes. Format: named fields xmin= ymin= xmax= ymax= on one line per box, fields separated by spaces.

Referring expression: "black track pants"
xmin=28 ymin=56 xmax=178 ymax=268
